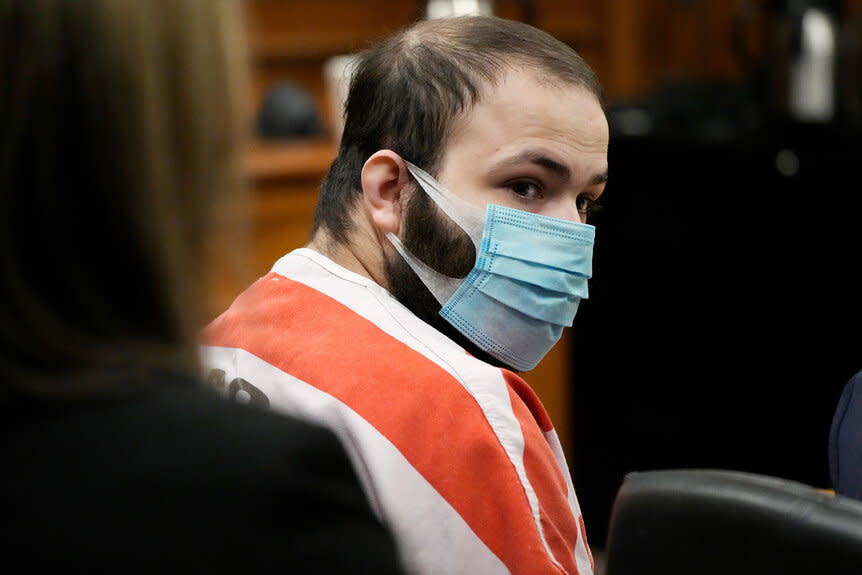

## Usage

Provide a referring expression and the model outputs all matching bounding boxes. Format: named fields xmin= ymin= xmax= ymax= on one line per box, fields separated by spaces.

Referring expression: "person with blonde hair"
xmin=0 ymin=1 xmax=404 ymax=571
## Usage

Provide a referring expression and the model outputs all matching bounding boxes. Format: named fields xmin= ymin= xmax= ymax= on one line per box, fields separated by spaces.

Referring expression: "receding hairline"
xmin=397 ymin=15 xmax=604 ymax=101
xmin=397 ymin=17 xmax=604 ymax=147
xmin=445 ymin=62 xmax=604 ymax=148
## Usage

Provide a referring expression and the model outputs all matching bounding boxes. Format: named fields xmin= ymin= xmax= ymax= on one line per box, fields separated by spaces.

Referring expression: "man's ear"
xmin=361 ymin=150 xmax=409 ymax=235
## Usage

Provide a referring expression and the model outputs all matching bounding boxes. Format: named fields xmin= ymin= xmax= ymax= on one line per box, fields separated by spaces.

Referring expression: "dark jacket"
xmin=830 ymin=369 xmax=862 ymax=502
xmin=0 ymin=371 xmax=405 ymax=573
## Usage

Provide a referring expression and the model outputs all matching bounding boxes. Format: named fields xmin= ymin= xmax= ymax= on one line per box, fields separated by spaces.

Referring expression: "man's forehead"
xmin=451 ymin=67 xmax=600 ymax=128
xmin=440 ymin=69 xmax=607 ymax=167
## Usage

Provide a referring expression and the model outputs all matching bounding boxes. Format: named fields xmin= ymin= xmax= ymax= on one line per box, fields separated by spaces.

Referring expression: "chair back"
xmin=605 ymin=468 xmax=862 ymax=574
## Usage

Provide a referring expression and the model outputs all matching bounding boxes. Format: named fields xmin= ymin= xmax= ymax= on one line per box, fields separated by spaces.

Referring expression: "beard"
xmin=383 ymin=187 xmax=510 ymax=370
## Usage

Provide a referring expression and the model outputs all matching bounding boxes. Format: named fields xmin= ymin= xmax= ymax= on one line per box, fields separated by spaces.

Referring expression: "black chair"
xmin=604 ymin=468 xmax=862 ymax=574
xmin=256 ymin=81 xmax=324 ymax=141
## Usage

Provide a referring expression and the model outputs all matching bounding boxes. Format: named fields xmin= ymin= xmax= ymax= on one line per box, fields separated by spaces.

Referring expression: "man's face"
xmin=385 ymin=66 xmax=610 ymax=367
xmin=437 ymin=66 xmax=609 ymax=223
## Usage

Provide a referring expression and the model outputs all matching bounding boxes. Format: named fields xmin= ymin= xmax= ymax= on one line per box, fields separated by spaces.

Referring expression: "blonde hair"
xmin=0 ymin=0 xmax=250 ymax=394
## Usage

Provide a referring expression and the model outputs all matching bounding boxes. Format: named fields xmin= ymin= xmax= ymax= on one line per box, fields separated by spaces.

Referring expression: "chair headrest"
xmin=605 ymin=468 xmax=862 ymax=575
xmin=256 ymin=81 xmax=324 ymax=140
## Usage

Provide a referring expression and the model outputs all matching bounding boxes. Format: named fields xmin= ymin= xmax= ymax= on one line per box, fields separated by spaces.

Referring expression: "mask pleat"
xmin=475 ymin=252 xmax=590 ymax=295
xmin=469 ymin=270 xmax=581 ymax=325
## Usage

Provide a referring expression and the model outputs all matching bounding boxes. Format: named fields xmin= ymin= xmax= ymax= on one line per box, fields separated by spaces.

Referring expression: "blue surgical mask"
xmin=386 ymin=161 xmax=595 ymax=372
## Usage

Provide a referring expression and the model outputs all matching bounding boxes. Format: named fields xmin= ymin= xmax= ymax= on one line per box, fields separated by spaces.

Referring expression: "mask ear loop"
xmin=386 ymin=233 xmax=461 ymax=304
xmin=403 ymin=162 xmax=486 ymax=245
xmin=385 ymin=161 xmax=487 ymax=305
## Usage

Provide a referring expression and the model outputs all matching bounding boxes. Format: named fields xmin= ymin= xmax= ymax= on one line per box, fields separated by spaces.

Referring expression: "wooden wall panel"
xmin=247 ymin=0 xmax=423 ymax=57
xmin=246 ymin=0 xmax=608 ymax=136
xmin=246 ymin=0 xmax=424 ymax=136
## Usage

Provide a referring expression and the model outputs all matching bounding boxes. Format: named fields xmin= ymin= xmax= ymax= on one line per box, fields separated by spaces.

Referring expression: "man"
xmin=202 ymin=14 xmax=608 ymax=575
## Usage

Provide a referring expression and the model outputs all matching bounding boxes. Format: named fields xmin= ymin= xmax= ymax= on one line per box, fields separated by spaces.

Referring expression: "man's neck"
xmin=305 ymin=229 xmax=389 ymax=290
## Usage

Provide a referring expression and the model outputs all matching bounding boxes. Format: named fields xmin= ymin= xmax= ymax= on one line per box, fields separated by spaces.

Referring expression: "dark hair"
xmin=0 ymin=0 xmax=249 ymax=394
xmin=311 ymin=14 xmax=605 ymax=246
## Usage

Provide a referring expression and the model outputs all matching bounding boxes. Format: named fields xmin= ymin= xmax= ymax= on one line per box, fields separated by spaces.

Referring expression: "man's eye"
xmin=508 ymin=180 xmax=542 ymax=199
xmin=577 ymin=195 xmax=602 ymax=219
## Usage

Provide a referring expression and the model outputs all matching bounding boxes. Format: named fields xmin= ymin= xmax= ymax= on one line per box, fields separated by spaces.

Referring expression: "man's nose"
xmin=546 ymin=196 xmax=584 ymax=223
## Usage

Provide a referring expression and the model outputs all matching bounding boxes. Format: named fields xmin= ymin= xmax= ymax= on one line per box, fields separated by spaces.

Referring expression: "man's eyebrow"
xmin=494 ymin=150 xmax=571 ymax=180
xmin=589 ymin=169 xmax=609 ymax=186
xmin=494 ymin=150 xmax=608 ymax=186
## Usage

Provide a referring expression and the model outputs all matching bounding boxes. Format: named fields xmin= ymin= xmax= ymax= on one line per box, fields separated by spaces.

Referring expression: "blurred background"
xmin=216 ymin=0 xmax=862 ymax=551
